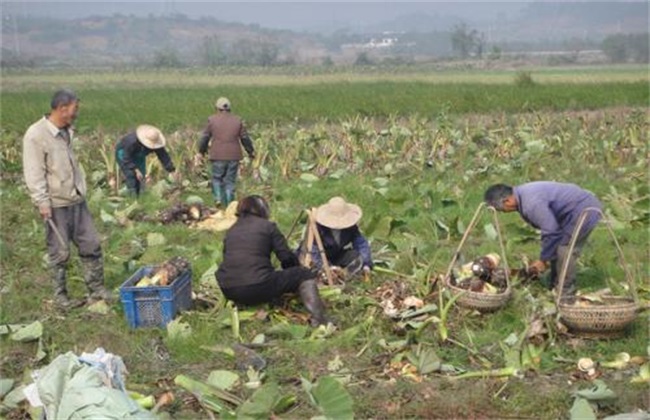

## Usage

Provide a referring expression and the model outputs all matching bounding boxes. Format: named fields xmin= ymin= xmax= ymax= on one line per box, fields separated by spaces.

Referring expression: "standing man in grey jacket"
xmin=23 ymin=89 xmax=112 ymax=309
xmin=197 ymin=97 xmax=255 ymax=207
xmin=484 ymin=181 xmax=602 ymax=298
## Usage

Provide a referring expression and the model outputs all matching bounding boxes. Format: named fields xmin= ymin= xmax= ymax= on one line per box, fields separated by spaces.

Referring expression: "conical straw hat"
xmin=315 ymin=197 xmax=362 ymax=229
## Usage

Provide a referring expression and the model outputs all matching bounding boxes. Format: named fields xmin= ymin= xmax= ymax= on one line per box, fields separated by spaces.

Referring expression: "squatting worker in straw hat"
xmin=216 ymin=195 xmax=330 ymax=327
xmin=115 ymin=124 xmax=179 ymax=196
xmin=197 ymin=97 xmax=255 ymax=207
xmin=300 ymin=196 xmax=373 ymax=278
xmin=484 ymin=181 xmax=602 ymax=298
xmin=22 ymin=89 xmax=112 ymax=309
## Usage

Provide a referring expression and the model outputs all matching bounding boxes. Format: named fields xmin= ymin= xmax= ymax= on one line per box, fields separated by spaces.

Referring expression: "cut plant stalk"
xmin=451 ymin=366 xmax=521 ymax=380
xmin=174 ymin=374 xmax=243 ymax=407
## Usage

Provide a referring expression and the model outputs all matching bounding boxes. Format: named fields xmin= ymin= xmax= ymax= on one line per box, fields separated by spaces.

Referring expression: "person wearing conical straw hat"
xmin=301 ymin=196 xmax=373 ymax=278
xmin=116 ymin=124 xmax=179 ymax=196
xmin=196 ymin=97 xmax=255 ymax=208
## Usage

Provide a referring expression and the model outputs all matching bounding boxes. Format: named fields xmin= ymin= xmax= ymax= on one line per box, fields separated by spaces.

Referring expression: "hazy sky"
xmin=3 ymin=1 xmax=532 ymax=32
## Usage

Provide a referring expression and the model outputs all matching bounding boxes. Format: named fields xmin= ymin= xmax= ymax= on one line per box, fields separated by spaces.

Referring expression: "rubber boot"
xmin=224 ymin=189 xmax=235 ymax=208
xmin=213 ymin=184 xmax=224 ymax=208
xmin=52 ymin=266 xmax=83 ymax=309
xmin=81 ymin=257 xmax=113 ymax=303
xmin=298 ymin=279 xmax=329 ymax=327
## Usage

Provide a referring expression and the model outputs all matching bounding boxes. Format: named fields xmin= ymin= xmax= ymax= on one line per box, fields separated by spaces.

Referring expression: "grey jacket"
xmin=23 ymin=116 xmax=86 ymax=210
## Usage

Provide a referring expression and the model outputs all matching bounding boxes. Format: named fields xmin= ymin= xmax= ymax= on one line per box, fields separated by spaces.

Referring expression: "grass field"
xmin=0 ymin=67 xmax=649 ymax=419
xmin=1 ymin=65 xmax=648 ymax=132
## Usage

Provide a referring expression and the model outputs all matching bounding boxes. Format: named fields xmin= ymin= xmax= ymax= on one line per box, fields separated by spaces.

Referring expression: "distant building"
xmin=365 ymin=37 xmax=398 ymax=48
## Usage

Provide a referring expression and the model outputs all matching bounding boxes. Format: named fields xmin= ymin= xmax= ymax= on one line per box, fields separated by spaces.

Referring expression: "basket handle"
xmin=555 ymin=207 xmax=638 ymax=306
xmin=443 ymin=202 xmax=511 ymax=289
xmin=488 ymin=205 xmax=511 ymax=290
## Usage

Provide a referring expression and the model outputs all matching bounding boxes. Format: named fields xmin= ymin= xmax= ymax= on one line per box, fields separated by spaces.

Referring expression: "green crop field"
xmin=0 ymin=67 xmax=648 ymax=419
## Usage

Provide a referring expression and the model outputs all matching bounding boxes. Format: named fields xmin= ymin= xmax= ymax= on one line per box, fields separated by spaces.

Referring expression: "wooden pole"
xmin=308 ymin=208 xmax=334 ymax=286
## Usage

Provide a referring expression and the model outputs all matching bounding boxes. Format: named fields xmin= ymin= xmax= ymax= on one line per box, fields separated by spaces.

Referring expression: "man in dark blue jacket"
xmin=302 ymin=197 xmax=373 ymax=279
xmin=484 ymin=182 xmax=602 ymax=297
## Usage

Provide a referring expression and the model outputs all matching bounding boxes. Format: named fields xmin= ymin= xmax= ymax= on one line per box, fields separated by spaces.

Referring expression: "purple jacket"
xmin=514 ymin=182 xmax=602 ymax=261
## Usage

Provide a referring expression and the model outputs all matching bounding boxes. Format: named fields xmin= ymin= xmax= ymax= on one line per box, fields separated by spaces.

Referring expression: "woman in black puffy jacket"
xmin=216 ymin=195 xmax=330 ymax=327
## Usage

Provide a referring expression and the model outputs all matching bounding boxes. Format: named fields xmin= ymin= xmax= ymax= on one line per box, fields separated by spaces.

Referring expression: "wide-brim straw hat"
xmin=315 ymin=196 xmax=362 ymax=229
xmin=136 ymin=125 xmax=166 ymax=149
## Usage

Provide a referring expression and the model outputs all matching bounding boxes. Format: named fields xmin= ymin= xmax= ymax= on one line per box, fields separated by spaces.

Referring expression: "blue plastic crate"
xmin=120 ymin=266 xmax=193 ymax=328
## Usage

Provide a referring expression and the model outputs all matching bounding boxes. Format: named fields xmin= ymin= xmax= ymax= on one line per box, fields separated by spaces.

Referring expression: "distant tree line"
xmin=600 ymin=33 xmax=649 ymax=63
xmin=1 ymin=13 xmax=648 ymax=69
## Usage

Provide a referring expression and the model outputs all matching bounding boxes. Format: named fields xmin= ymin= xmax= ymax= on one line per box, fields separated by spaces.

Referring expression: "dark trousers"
xmin=219 ymin=266 xmax=316 ymax=306
xmin=116 ymin=148 xmax=147 ymax=196
xmin=549 ymin=234 xmax=590 ymax=295
xmin=46 ymin=201 xmax=103 ymax=268
xmin=211 ymin=160 xmax=239 ymax=203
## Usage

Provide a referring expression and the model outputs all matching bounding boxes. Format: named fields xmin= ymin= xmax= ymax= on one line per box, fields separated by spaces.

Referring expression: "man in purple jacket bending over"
xmin=484 ymin=182 xmax=602 ymax=298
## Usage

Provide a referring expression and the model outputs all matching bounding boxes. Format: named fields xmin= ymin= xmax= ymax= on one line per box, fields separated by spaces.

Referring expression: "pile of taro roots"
xmin=451 ymin=254 xmax=508 ymax=294
xmin=158 ymin=203 xmax=216 ymax=225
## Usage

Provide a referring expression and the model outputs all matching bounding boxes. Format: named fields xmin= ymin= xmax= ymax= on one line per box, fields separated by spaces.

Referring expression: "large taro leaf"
xmin=0 ymin=379 xmax=14 ymax=399
xmin=236 ymin=382 xmax=286 ymax=420
xmin=570 ymin=398 xmax=597 ymax=420
xmin=406 ymin=345 xmax=442 ymax=375
xmin=207 ymin=370 xmax=240 ymax=391
xmin=483 ymin=223 xmax=498 ymax=241
xmin=574 ymin=380 xmax=617 ymax=402
xmin=308 ymin=376 xmax=354 ymax=420
xmin=10 ymin=321 xmax=43 ymax=342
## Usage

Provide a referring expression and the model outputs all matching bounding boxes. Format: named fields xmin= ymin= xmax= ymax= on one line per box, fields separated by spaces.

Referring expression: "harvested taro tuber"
xmin=136 ymin=256 xmax=190 ymax=287
xmin=451 ymin=253 xmax=507 ymax=294
xmin=159 ymin=203 xmax=214 ymax=225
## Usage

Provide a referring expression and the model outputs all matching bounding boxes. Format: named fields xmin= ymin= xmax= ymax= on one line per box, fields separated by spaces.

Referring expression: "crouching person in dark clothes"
xmin=484 ymin=181 xmax=602 ymax=299
xmin=115 ymin=124 xmax=178 ymax=196
xmin=22 ymin=89 xmax=112 ymax=309
xmin=300 ymin=197 xmax=373 ymax=279
xmin=216 ymin=195 xmax=330 ymax=327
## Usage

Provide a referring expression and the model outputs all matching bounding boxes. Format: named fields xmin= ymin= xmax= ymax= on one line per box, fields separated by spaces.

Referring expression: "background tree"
xmin=451 ymin=23 xmax=479 ymax=59
xmin=601 ymin=33 xmax=650 ymax=64
xmin=152 ymin=47 xmax=183 ymax=68
xmin=200 ymin=36 xmax=226 ymax=67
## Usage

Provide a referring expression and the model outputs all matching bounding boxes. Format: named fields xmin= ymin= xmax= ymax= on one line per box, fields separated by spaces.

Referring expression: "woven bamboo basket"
xmin=445 ymin=276 xmax=512 ymax=312
xmin=443 ymin=203 xmax=512 ymax=312
xmin=556 ymin=208 xmax=639 ymax=338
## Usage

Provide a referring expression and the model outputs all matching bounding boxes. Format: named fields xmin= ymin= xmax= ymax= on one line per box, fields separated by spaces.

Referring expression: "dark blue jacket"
xmin=116 ymin=132 xmax=175 ymax=173
xmin=514 ymin=182 xmax=602 ymax=261
xmin=310 ymin=223 xmax=373 ymax=269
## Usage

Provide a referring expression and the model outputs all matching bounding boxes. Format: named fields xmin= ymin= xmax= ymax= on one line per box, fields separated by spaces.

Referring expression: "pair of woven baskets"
xmin=444 ymin=203 xmax=512 ymax=312
xmin=556 ymin=207 xmax=639 ymax=337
